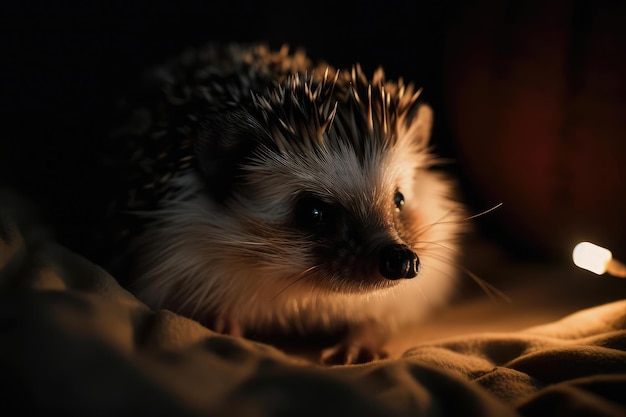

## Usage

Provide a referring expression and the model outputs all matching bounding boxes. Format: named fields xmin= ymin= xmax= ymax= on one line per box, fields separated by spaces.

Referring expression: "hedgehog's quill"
xmin=100 ymin=43 xmax=466 ymax=364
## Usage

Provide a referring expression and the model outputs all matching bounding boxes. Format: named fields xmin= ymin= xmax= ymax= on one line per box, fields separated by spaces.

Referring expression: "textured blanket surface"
xmin=1 ymin=194 xmax=626 ymax=417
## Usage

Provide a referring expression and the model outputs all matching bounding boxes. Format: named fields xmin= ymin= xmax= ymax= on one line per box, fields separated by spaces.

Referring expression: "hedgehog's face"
xmin=194 ymin=111 xmax=444 ymax=294
xmin=291 ymin=190 xmax=419 ymax=282
xmin=224 ymin=140 xmax=426 ymax=294
xmin=189 ymin=71 xmax=455 ymax=295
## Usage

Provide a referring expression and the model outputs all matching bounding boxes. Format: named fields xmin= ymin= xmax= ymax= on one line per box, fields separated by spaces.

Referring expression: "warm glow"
xmin=572 ymin=241 xmax=612 ymax=275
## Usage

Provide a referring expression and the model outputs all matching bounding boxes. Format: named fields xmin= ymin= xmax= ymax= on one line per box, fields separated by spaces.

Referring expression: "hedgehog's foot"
xmin=319 ymin=321 xmax=389 ymax=365
xmin=213 ymin=314 xmax=243 ymax=337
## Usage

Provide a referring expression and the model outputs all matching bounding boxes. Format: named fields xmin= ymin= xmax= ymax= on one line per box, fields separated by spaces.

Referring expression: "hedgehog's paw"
xmin=319 ymin=321 xmax=390 ymax=365
xmin=213 ymin=313 xmax=243 ymax=337
xmin=320 ymin=341 xmax=389 ymax=365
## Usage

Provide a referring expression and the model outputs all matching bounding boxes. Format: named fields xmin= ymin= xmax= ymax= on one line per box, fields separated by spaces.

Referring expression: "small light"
xmin=573 ymin=242 xmax=612 ymax=274
xmin=572 ymin=241 xmax=626 ymax=278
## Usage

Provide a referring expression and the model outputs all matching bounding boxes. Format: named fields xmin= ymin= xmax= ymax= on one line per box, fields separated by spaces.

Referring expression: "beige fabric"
xmin=1 ymin=194 xmax=625 ymax=416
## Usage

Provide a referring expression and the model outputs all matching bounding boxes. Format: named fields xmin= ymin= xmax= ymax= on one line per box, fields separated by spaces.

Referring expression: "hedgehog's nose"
xmin=379 ymin=244 xmax=419 ymax=280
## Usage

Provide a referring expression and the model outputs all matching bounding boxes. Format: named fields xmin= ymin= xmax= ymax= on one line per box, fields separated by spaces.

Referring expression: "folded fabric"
xmin=1 ymin=192 xmax=625 ymax=416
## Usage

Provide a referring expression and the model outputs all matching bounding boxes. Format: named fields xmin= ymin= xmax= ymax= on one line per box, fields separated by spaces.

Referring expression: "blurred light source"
xmin=573 ymin=241 xmax=626 ymax=278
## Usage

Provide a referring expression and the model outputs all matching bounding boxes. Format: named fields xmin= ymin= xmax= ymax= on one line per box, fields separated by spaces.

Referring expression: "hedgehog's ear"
xmin=194 ymin=110 xmax=265 ymax=202
xmin=408 ymin=103 xmax=433 ymax=149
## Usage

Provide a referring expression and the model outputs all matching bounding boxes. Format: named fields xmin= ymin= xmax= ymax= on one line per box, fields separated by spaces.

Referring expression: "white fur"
xmin=130 ymin=115 xmax=464 ymax=335
xmin=122 ymin=44 xmax=466 ymax=341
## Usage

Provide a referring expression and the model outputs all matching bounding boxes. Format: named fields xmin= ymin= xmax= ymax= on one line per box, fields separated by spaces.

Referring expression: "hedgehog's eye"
xmin=294 ymin=194 xmax=332 ymax=232
xmin=394 ymin=189 xmax=405 ymax=212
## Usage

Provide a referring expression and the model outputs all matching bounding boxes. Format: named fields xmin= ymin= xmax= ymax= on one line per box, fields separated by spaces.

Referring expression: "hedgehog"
xmin=99 ymin=43 xmax=466 ymax=364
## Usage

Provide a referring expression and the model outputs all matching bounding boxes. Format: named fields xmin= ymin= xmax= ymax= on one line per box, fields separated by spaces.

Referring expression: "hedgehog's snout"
xmin=379 ymin=244 xmax=419 ymax=280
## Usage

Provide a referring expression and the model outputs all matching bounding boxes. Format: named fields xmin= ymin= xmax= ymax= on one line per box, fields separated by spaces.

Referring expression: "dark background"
xmin=2 ymin=0 xmax=626 ymax=263
xmin=1 ymin=0 xmax=463 ymax=252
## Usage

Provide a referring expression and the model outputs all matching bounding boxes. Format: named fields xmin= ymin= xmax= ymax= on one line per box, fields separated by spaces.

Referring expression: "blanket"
xmin=1 ymin=193 xmax=625 ymax=417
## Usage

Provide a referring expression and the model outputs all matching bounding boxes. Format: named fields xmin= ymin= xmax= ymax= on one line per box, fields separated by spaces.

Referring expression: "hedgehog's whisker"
xmin=272 ymin=265 xmax=321 ymax=301
xmin=413 ymin=239 xmax=511 ymax=303
xmin=459 ymin=263 xmax=511 ymax=303
xmin=413 ymin=239 xmax=460 ymax=257
xmin=415 ymin=202 xmax=503 ymax=236
xmin=461 ymin=202 xmax=503 ymax=222
xmin=414 ymin=208 xmax=460 ymax=236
